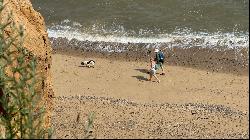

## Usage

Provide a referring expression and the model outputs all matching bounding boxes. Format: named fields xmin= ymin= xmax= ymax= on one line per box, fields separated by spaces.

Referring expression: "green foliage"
xmin=0 ymin=1 xmax=51 ymax=139
xmin=84 ymin=112 xmax=95 ymax=139
xmin=70 ymin=112 xmax=95 ymax=139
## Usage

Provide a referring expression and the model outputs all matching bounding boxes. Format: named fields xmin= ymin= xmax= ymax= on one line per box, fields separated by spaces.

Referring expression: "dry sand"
xmin=51 ymin=53 xmax=249 ymax=139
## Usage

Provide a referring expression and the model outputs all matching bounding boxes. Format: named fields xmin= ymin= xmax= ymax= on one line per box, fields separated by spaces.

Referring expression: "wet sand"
xmin=51 ymin=37 xmax=249 ymax=76
xmin=51 ymin=51 xmax=249 ymax=139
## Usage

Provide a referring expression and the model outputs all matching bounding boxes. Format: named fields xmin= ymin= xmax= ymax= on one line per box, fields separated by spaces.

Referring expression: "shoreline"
xmin=50 ymin=37 xmax=249 ymax=76
xmin=52 ymin=47 xmax=249 ymax=76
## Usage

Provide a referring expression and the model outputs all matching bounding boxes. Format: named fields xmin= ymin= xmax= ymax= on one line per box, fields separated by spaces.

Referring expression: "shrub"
xmin=0 ymin=1 xmax=51 ymax=138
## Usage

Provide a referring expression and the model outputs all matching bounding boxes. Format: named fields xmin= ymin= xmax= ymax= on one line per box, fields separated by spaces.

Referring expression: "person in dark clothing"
xmin=154 ymin=48 xmax=165 ymax=75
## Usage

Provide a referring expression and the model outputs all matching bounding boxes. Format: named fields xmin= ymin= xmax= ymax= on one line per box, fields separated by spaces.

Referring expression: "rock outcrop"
xmin=0 ymin=0 xmax=54 ymax=128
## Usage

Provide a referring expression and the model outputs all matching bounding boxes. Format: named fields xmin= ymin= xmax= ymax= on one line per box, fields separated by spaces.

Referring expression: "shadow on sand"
xmin=132 ymin=76 xmax=148 ymax=81
xmin=134 ymin=69 xmax=149 ymax=74
xmin=78 ymin=65 xmax=94 ymax=68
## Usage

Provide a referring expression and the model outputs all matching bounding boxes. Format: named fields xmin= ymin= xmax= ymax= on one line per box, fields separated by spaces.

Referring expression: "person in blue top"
xmin=154 ymin=48 xmax=165 ymax=75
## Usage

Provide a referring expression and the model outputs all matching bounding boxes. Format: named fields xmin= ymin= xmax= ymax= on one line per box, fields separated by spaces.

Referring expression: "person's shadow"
xmin=134 ymin=69 xmax=149 ymax=74
xmin=132 ymin=69 xmax=149 ymax=81
xmin=132 ymin=76 xmax=148 ymax=81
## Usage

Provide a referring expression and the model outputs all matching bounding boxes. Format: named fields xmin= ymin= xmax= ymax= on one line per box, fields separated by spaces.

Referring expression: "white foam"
xmin=47 ymin=23 xmax=249 ymax=49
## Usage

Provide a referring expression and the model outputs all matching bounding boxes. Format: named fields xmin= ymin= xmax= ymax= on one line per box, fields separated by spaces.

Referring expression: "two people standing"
xmin=148 ymin=48 xmax=165 ymax=83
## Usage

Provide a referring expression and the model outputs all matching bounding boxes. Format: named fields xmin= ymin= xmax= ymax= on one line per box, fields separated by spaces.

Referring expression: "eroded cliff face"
xmin=0 ymin=0 xmax=54 ymax=127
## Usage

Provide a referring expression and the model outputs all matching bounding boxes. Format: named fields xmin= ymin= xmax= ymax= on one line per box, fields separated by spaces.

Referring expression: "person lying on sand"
xmin=148 ymin=57 xmax=160 ymax=83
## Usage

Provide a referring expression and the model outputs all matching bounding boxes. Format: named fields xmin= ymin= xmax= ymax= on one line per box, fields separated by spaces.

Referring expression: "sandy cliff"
xmin=0 ymin=0 xmax=54 ymax=127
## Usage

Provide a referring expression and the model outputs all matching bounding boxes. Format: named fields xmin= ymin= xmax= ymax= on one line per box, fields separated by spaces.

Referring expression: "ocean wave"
xmin=48 ymin=21 xmax=249 ymax=74
xmin=47 ymin=21 xmax=249 ymax=50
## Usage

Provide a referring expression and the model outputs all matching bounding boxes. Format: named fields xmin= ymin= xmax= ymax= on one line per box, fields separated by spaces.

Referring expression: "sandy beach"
xmin=1 ymin=0 xmax=248 ymax=139
xmin=51 ymin=52 xmax=249 ymax=139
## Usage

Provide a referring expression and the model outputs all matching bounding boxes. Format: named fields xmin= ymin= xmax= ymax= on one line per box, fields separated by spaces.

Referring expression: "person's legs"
xmin=159 ymin=62 xmax=165 ymax=75
xmin=153 ymin=74 xmax=160 ymax=83
xmin=149 ymin=69 xmax=160 ymax=83
xmin=148 ymin=70 xmax=153 ymax=81
xmin=149 ymin=73 xmax=152 ymax=81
